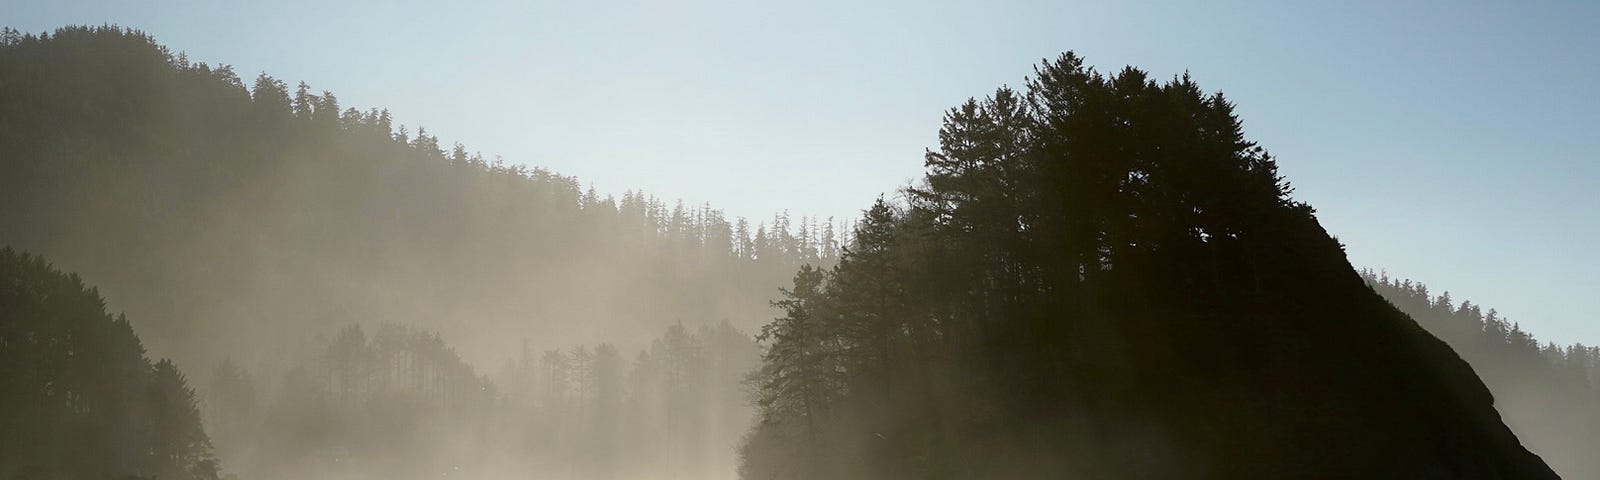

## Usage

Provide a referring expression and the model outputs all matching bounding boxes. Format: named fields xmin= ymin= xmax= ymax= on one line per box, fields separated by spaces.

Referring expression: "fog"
xmin=4 ymin=97 xmax=830 ymax=478
xmin=0 ymin=26 xmax=847 ymax=479
xmin=0 ymin=25 xmax=1590 ymax=480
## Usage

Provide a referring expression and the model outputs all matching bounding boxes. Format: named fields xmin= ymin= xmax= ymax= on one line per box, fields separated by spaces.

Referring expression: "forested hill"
xmin=0 ymin=25 xmax=833 ymax=371
xmin=1365 ymin=271 xmax=1600 ymax=479
xmin=738 ymin=55 xmax=1558 ymax=478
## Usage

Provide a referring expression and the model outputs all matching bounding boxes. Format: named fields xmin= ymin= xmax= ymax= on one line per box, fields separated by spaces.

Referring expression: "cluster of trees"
xmin=494 ymin=321 xmax=759 ymax=479
xmin=202 ymin=323 xmax=496 ymax=479
xmin=0 ymin=25 xmax=836 ymax=378
xmin=1364 ymin=271 xmax=1600 ymax=478
xmin=740 ymin=54 xmax=1554 ymax=478
xmin=193 ymin=320 xmax=758 ymax=480
xmin=0 ymin=248 xmax=218 ymax=480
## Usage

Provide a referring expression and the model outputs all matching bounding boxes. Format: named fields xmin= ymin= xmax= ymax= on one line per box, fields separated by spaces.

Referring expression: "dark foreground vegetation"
xmin=0 ymin=25 xmax=1580 ymax=479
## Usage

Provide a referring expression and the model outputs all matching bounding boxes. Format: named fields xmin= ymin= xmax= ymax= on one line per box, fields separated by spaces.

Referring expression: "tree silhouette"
xmin=741 ymin=53 xmax=1556 ymax=479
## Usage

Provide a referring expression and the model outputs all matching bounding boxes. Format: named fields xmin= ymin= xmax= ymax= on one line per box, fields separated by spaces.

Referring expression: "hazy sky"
xmin=6 ymin=1 xmax=1598 ymax=346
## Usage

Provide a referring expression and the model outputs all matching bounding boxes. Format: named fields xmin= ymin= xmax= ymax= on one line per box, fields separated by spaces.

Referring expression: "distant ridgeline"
xmin=1365 ymin=270 xmax=1600 ymax=479
xmin=738 ymin=54 xmax=1560 ymax=478
xmin=0 ymin=25 xmax=840 ymax=373
xmin=0 ymin=248 xmax=218 ymax=480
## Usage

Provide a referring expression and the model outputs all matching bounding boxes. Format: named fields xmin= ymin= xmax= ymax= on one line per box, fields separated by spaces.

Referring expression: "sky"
xmin=5 ymin=1 xmax=1598 ymax=346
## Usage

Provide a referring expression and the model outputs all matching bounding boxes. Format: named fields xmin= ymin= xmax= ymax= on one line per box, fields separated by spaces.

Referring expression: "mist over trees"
xmin=0 ymin=25 xmax=832 ymax=480
xmin=1 ymin=243 xmax=761 ymax=480
xmin=192 ymin=321 xmax=757 ymax=480
xmin=0 ymin=25 xmax=840 ymax=374
xmin=1365 ymin=271 xmax=1600 ymax=479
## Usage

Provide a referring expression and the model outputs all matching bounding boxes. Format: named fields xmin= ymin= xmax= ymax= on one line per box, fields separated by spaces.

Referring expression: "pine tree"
xmin=292 ymin=81 xmax=314 ymax=118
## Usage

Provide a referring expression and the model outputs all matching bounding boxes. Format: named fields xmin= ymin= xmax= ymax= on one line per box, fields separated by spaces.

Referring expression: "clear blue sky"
xmin=6 ymin=1 xmax=1598 ymax=346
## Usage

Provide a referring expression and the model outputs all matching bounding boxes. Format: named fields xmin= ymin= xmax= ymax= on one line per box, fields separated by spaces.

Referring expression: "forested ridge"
xmin=0 ymin=25 xmax=823 ymax=480
xmin=0 ymin=25 xmax=838 ymax=373
xmin=0 ymin=24 xmax=1577 ymax=480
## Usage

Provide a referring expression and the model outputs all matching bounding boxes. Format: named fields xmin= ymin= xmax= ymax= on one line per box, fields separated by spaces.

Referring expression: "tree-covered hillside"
xmin=0 ymin=247 xmax=217 ymax=480
xmin=0 ymin=25 xmax=836 ymax=374
xmin=739 ymin=54 xmax=1557 ymax=478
